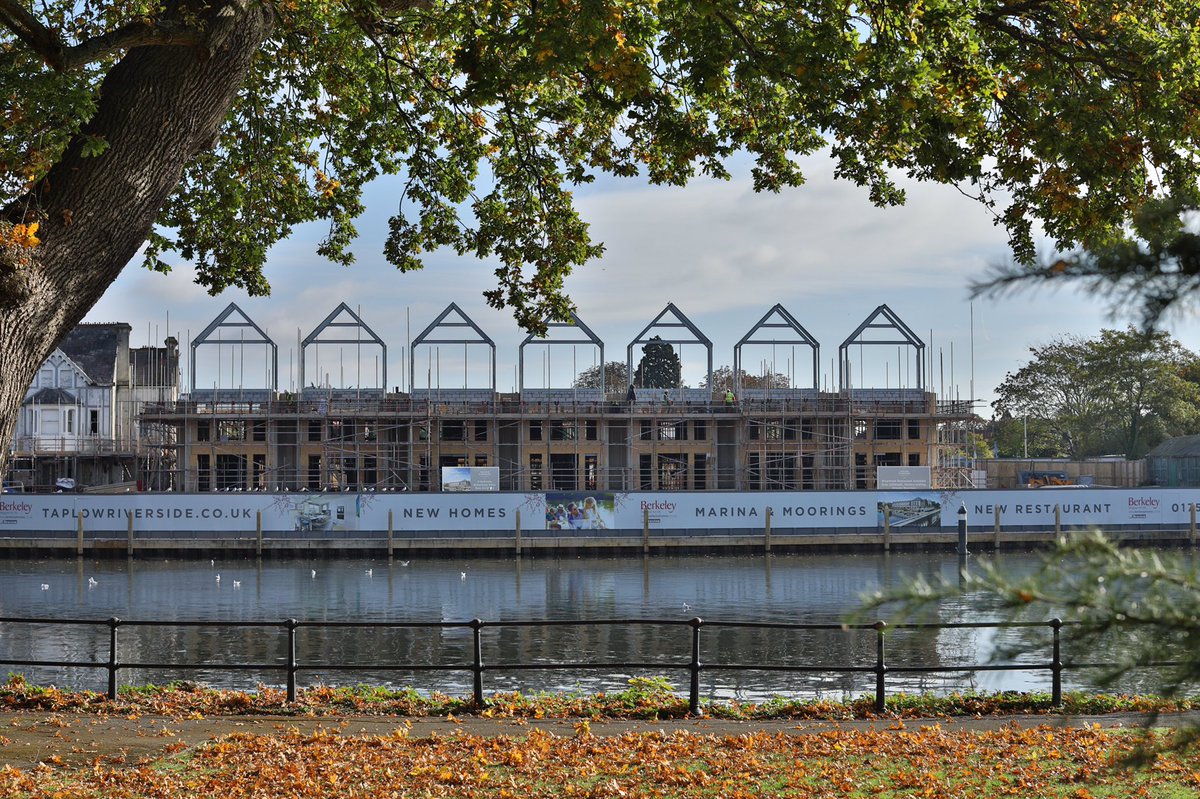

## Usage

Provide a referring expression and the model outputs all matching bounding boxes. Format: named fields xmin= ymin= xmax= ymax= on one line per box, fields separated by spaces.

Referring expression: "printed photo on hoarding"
xmin=877 ymin=493 xmax=942 ymax=529
xmin=545 ymin=492 xmax=615 ymax=530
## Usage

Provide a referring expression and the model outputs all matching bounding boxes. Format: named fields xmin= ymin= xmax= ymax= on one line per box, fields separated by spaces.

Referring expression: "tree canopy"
xmin=991 ymin=328 xmax=1200 ymax=459
xmin=7 ymin=0 xmax=1200 ymax=323
xmin=573 ymin=360 xmax=628 ymax=390
xmin=700 ymin=365 xmax=789 ymax=390
xmin=633 ymin=336 xmax=680 ymax=388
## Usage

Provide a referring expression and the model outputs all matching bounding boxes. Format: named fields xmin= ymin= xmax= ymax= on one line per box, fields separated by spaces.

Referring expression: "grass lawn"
xmin=5 ymin=723 xmax=1200 ymax=798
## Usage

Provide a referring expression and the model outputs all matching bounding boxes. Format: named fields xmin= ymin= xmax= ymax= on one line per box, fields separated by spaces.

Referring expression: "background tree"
xmin=989 ymin=412 xmax=1067 ymax=459
xmin=573 ymin=361 xmax=628 ymax=391
xmin=701 ymin=365 xmax=789 ymax=391
xmin=632 ymin=337 xmax=681 ymax=389
xmin=992 ymin=336 xmax=1111 ymax=459
xmin=992 ymin=328 xmax=1200 ymax=459
xmin=5 ymin=0 xmax=1200 ymax=478
xmin=1089 ymin=328 xmax=1200 ymax=458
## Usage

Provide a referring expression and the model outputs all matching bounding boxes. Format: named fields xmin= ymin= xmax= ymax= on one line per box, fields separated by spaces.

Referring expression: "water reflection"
xmin=0 ymin=550 xmax=1133 ymax=700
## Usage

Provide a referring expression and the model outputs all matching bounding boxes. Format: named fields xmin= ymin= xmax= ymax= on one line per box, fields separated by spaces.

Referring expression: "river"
xmin=0 ymin=550 xmax=1159 ymax=701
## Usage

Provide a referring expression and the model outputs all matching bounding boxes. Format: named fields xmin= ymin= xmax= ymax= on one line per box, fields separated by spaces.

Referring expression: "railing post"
xmin=643 ymin=508 xmax=650 ymax=554
xmin=470 ymin=619 xmax=486 ymax=707
xmin=764 ymin=508 xmax=772 ymax=553
xmin=126 ymin=511 xmax=134 ymax=557
xmin=993 ymin=505 xmax=1001 ymax=550
xmin=1191 ymin=504 xmax=1196 ymax=547
xmin=1054 ymin=504 xmax=1061 ymax=537
xmin=515 ymin=509 xmax=522 ymax=556
xmin=688 ymin=617 xmax=703 ymax=716
xmin=873 ymin=621 xmax=887 ymax=713
xmin=387 ymin=509 xmax=394 ymax=559
xmin=882 ymin=506 xmax=891 ymax=552
xmin=285 ymin=619 xmax=298 ymax=703
xmin=255 ymin=511 xmax=263 ymax=557
xmin=76 ymin=513 xmax=84 ymax=557
xmin=107 ymin=617 xmax=120 ymax=700
xmin=1050 ymin=618 xmax=1063 ymax=707
xmin=956 ymin=504 xmax=968 ymax=556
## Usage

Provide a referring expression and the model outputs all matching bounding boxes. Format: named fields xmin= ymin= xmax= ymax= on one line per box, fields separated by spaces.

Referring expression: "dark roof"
xmin=1146 ymin=435 xmax=1200 ymax=458
xmin=131 ymin=345 xmax=179 ymax=387
xmin=22 ymin=387 xmax=78 ymax=406
xmin=57 ymin=323 xmax=130 ymax=385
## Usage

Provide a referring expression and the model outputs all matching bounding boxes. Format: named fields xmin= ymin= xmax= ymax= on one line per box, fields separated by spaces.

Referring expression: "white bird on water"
xmin=400 ymin=561 xmax=410 ymax=567
xmin=232 ymin=580 xmax=241 ymax=589
xmin=216 ymin=574 xmax=221 ymax=583
xmin=40 ymin=584 xmax=49 ymax=591
xmin=311 ymin=569 xmax=317 ymax=578
xmin=88 ymin=577 xmax=98 ymax=588
xmin=365 ymin=568 xmax=373 ymax=578
xmin=460 ymin=571 xmax=467 ymax=580
xmin=682 ymin=602 xmax=692 ymax=612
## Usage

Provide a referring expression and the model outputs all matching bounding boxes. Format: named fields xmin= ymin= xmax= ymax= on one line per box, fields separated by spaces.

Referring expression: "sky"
xmin=83 ymin=151 xmax=1200 ymax=414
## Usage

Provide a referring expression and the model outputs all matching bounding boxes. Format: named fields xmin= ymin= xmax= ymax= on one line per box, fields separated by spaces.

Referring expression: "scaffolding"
xmin=26 ymin=301 xmax=981 ymax=494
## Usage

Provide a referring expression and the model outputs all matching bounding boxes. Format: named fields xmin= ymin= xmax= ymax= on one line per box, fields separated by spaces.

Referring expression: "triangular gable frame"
xmin=626 ymin=303 xmax=712 ymax=390
xmin=733 ymin=304 xmax=820 ymax=392
xmin=838 ymin=304 xmax=925 ymax=391
xmin=190 ymin=302 xmax=278 ymax=393
xmin=518 ymin=311 xmax=605 ymax=392
xmin=409 ymin=303 xmax=496 ymax=391
xmin=40 ymin=348 xmax=95 ymax=389
xmin=300 ymin=303 xmax=387 ymax=391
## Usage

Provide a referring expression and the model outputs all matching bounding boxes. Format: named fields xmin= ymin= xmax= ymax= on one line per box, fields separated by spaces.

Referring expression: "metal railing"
xmin=0 ymin=616 xmax=1094 ymax=715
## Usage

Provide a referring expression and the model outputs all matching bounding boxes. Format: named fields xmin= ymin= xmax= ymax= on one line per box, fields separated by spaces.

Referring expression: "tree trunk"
xmin=0 ymin=6 xmax=273 ymax=481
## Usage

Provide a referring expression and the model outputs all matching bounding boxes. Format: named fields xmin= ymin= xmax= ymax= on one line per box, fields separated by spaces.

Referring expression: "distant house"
xmin=1146 ymin=435 xmax=1200 ymax=487
xmin=8 ymin=324 xmax=179 ymax=491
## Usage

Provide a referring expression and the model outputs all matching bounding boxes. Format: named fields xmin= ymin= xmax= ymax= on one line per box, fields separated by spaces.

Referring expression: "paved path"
xmin=4 ymin=711 xmax=1199 ymax=770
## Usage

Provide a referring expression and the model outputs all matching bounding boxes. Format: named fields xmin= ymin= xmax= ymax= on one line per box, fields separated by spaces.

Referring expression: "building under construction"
xmin=7 ymin=323 xmax=179 ymax=492
xmin=127 ymin=301 xmax=978 ymax=494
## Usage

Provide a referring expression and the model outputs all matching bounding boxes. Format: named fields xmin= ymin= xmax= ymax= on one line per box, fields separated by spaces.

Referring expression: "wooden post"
xmin=515 ymin=508 xmax=522 ymax=556
xmin=764 ymin=507 xmax=772 ymax=553
xmin=387 ymin=509 xmax=394 ymax=559
xmin=255 ymin=511 xmax=263 ymax=557
xmin=882 ymin=507 xmax=891 ymax=552
xmin=1054 ymin=504 xmax=1061 ymax=537
xmin=643 ymin=508 xmax=650 ymax=555
xmin=993 ymin=505 xmax=1001 ymax=550
xmin=126 ymin=511 xmax=134 ymax=557
xmin=76 ymin=513 xmax=84 ymax=557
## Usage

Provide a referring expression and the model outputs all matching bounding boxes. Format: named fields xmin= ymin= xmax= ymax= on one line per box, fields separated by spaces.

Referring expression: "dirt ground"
xmin=4 ymin=711 xmax=1198 ymax=771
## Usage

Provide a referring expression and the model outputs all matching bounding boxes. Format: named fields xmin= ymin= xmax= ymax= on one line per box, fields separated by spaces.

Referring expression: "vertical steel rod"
xmin=286 ymin=619 xmax=298 ymax=703
xmin=1050 ymin=618 xmax=1063 ymax=707
xmin=471 ymin=619 xmax=485 ymax=707
xmin=107 ymin=617 xmax=120 ymax=700
xmin=874 ymin=621 xmax=887 ymax=713
xmin=688 ymin=617 xmax=702 ymax=716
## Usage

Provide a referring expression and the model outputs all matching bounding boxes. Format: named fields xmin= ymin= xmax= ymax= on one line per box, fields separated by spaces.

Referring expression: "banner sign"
xmin=441 ymin=467 xmax=500 ymax=492
xmin=876 ymin=466 xmax=932 ymax=490
xmin=3 ymin=488 xmax=1200 ymax=535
